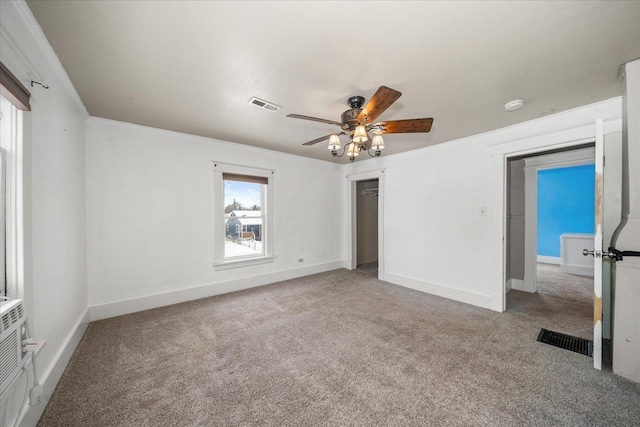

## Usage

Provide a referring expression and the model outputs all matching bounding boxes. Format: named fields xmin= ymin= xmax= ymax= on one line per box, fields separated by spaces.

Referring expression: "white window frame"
xmin=0 ymin=95 xmax=24 ymax=299
xmin=0 ymin=148 xmax=5 ymax=297
xmin=213 ymin=162 xmax=274 ymax=270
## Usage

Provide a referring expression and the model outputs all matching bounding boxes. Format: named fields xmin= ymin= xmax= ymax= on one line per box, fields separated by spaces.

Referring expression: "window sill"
xmin=213 ymin=255 xmax=275 ymax=271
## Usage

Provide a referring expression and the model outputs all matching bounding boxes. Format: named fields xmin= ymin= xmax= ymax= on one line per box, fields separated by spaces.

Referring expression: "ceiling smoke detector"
xmin=504 ymin=99 xmax=524 ymax=112
xmin=248 ymin=96 xmax=281 ymax=112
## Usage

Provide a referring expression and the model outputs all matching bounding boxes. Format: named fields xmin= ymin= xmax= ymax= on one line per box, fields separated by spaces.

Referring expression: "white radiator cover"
xmin=560 ymin=233 xmax=595 ymax=277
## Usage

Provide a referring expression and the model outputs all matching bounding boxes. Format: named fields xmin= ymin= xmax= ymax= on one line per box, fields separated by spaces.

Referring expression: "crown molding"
xmin=8 ymin=0 xmax=88 ymax=117
xmin=0 ymin=23 xmax=43 ymax=84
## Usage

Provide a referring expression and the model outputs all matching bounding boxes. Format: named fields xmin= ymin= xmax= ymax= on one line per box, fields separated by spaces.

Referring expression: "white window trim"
xmin=213 ymin=162 xmax=274 ymax=270
xmin=0 ymin=95 xmax=25 ymax=299
xmin=0 ymin=149 xmax=6 ymax=296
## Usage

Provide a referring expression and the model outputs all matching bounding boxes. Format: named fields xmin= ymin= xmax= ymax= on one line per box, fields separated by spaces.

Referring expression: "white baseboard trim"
xmin=90 ymin=261 xmax=344 ymax=321
xmin=537 ymin=256 xmax=561 ymax=265
xmin=343 ymin=259 xmax=358 ymax=270
xmin=18 ymin=308 xmax=90 ymax=427
xmin=384 ymin=273 xmax=492 ymax=310
xmin=561 ymin=264 xmax=594 ymax=277
xmin=508 ymin=278 xmax=525 ymax=291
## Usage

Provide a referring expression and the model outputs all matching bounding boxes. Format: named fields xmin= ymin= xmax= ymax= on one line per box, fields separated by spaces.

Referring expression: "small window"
xmin=224 ymin=175 xmax=265 ymax=259
xmin=213 ymin=164 xmax=274 ymax=269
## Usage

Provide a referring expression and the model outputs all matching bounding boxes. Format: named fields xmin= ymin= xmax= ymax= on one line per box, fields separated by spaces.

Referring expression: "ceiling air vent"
xmin=248 ymin=96 xmax=281 ymax=112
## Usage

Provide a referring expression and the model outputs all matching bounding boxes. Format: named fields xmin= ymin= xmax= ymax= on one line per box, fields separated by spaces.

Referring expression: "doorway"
xmin=535 ymin=164 xmax=595 ymax=308
xmin=346 ymin=169 xmax=385 ymax=280
xmin=504 ymin=135 xmax=622 ymax=368
xmin=506 ymin=146 xmax=595 ymax=347
xmin=356 ymin=179 xmax=379 ymax=276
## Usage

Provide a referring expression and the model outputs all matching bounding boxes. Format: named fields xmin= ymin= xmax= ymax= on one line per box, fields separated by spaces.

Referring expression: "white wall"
xmin=344 ymin=140 xmax=494 ymax=309
xmin=344 ymin=97 xmax=623 ymax=312
xmin=613 ymin=58 xmax=640 ymax=383
xmin=1 ymin=1 xmax=89 ymax=425
xmin=86 ymin=118 xmax=344 ymax=318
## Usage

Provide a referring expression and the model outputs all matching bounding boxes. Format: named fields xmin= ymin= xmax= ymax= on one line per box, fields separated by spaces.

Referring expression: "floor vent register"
xmin=537 ymin=328 xmax=593 ymax=357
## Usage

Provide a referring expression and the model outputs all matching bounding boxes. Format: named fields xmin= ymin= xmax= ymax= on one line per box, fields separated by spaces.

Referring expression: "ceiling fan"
xmin=287 ymin=86 xmax=433 ymax=161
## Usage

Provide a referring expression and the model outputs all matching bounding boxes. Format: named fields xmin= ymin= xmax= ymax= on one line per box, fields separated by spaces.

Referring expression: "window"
xmin=0 ymin=147 xmax=5 ymax=297
xmin=213 ymin=163 xmax=274 ymax=269
xmin=223 ymin=173 xmax=266 ymax=259
xmin=0 ymin=63 xmax=28 ymax=298
xmin=0 ymin=62 xmax=28 ymax=298
xmin=1 ymin=94 xmax=20 ymax=298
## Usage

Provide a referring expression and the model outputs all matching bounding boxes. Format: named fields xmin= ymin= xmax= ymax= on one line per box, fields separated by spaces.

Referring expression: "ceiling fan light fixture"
xmin=353 ymin=125 xmax=368 ymax=143
xmin=346 ymin=142 xmax=359 ymax=158
xmin=289 ymin=85 xmax=433 ymax=162
xmin=371 ymin=134 xmax=385 ymax=150
xmin=327 ymin=134 xmax=341 ymax=150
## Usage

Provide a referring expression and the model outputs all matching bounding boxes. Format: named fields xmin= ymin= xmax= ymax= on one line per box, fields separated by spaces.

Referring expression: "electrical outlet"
xmin=298 ymin=258 xmax=304 ymax=263
xmin=30 ymin=384 xmax=44 ymax=406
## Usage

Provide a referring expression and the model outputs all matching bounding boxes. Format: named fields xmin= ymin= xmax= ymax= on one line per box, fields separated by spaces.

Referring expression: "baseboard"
xmin=90 ymin=261 xmax=344 ymax=321
xmin=537 ymin=256 xmax=561 ymax=265
xmin=561 ymin=264 xmax=594 ymax=277
xmin=508 ymin=279 xmax=525 ymax=291
xmin=384 ymin=273 xmax=492 ymax=310
xmin=18 ymin=307 xmax=90 ymax=427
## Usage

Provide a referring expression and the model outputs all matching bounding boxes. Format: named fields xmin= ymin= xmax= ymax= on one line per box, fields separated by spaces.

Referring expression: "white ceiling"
xmin=26 ymin=1 xmax=640 ymax=163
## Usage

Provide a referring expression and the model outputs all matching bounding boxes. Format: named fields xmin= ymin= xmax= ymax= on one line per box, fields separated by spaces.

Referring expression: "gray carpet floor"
xmin=536 ymin=263 xmax=593 ymax=304
xmin=38 ymin=268 xmax=640 ymax=426
xmin=506 ymin=263 xmax=594 ymax=341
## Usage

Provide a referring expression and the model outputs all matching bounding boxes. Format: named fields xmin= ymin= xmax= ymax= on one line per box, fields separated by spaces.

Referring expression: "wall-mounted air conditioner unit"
xmin=0 ymin=299 xmax=28 ymax=395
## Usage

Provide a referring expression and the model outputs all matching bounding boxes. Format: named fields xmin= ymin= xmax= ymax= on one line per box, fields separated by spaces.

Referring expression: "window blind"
xmin=0 ymin=62 xmax=30 ymax=111
xmin=223 ymin=173 xmax=268 ymax=185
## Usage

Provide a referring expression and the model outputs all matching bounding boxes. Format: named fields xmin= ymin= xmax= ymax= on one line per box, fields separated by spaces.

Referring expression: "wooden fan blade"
xmin=287 ymin=114 xmax=343 ymax=127
xmin=302 ymin=131 xmax=347 ymax=146
xmin=375 ymin=118 xmax=433 ymax=134
xmin=302 ymin=134 xmax=333 ymax=146
xmin=357 ymin=86 xmax=402 ymax=123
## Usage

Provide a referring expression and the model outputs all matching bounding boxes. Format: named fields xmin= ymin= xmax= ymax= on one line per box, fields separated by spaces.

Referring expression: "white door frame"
xmin=489 ymin=133 xmax=606 ymax=312
xmin=485 ymin=99 xmax=622 ymax=313
xmin=345 ymin=169 xmax=385 ymax=281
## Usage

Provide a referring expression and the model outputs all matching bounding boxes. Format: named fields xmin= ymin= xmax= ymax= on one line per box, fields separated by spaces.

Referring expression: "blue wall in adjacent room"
xmin=537 ymin=164 xmax=595 ymax=257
